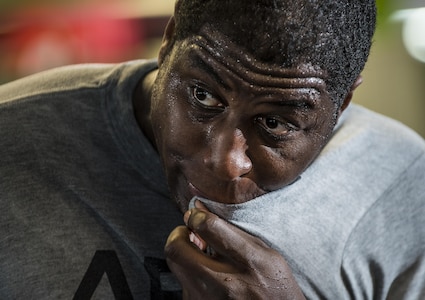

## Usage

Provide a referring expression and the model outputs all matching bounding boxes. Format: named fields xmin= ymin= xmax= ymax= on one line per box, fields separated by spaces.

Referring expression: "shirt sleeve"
xmin=340 ymin=153 xmax=425 ymax=299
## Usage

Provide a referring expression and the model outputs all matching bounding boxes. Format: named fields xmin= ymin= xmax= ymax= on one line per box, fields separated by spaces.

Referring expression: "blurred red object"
xmin=0 ymin=4 xmax=143 ymax=77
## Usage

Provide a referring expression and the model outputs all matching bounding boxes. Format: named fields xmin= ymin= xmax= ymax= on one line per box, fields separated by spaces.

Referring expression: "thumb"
xmin=184 ymin=199 xmax=210 ymax=251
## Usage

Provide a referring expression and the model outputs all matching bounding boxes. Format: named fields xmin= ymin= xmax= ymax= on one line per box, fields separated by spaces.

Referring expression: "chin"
xmin=174 ymin=196 xmax=190 ymax=213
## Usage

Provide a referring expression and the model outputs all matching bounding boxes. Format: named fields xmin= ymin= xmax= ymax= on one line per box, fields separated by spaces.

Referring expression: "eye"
xmin=256 ymin=116 xmax=296 ymax=137
xmin=191 ymin=86 xmax=223 ymax=107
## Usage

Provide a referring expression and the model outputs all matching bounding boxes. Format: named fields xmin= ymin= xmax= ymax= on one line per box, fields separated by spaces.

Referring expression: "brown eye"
xmin=256 ymin=116 xmax=295 ymax=137
xmin=194 ymin=87 xmax=208 ymax=101
xmin=265 ymin=118 xmax=279 ymax=129
xmin=192 ymin=86 xmax=223 ymax=107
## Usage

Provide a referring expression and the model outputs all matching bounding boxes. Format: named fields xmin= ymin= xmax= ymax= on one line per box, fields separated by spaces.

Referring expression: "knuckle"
xmin=209 ymin=278 xmax=240 ymax=300
xmin=226 ymin=283 xmax=243 ymax=300
xmin=268 ymin=248 xmax=287 ymax=266
xmin=164 ymin=226 xmax=187 ymax=259
xmin=204 ymin=213 xmax=220 ymax=230
xmin=246 ymin=244 xmax=279 ymax=268
xmin=163 ymin=241 xmax=176 ymax=259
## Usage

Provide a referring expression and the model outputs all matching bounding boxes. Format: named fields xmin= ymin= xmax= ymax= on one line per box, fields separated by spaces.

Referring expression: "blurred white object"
xmin=392 ymin=7 xmax=425 ymax=63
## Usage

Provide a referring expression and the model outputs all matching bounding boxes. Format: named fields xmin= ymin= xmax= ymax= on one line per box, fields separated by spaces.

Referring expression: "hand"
xmin=165 ymin=200 xmax=306 ymax=299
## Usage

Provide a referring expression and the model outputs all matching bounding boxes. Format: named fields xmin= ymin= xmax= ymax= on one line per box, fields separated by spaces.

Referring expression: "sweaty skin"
xmin=134 ymin=18 xmax=358 ymax=299
xmin=135 ymin=23 xmax=340 ymax=212
xmin=166 ymin=200 xmax=307 ymax=299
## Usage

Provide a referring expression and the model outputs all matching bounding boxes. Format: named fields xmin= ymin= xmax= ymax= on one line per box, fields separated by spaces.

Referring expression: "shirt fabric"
xmin=0 ymin=60 xmax=183 ymax=299
xmin=195 ymin=99 xmax=425 ymax=299
xmin=1 ymin=59 xmax=424 ymax=299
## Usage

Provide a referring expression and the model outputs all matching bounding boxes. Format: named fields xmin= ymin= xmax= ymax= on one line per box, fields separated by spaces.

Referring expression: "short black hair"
xmin=172 ymin=0 xmax=376 ymax=107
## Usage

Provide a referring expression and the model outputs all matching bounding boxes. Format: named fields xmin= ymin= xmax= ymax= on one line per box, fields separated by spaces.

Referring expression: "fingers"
xmin=189 ymin=231 xmax=207 ymax=251
xmin=185 ymin=201 xmax=270 ymax=267
xmin=164 ymin=226 xmax=238 ymax=274
xmin=183 ymin=199 xmax=209 ymax=224
xmin=184 ymin=201 xmax=209 ymax=251
xmin=165 ymin=226 xmax=244 ymax=299
xmin=166 ymin=203 xmax=305 ymax=299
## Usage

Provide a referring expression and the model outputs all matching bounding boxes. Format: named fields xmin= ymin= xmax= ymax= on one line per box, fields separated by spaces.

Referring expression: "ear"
xmin=158 ymin=16 xmax=176 ymax=66
xmin=338 ymin=75 xmax=363 ymax=116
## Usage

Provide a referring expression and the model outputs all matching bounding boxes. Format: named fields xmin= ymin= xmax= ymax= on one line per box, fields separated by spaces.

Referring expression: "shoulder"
xmin=340 ymin=152 xmax=425 ymax=298
xmin=0 ymin=59 xmax=158 ymax=105
xmin=322 ymin=104 xmax=425 ymax=178
xmin=333 ymin=104 xmax=425 ymax=154
xmin=330 ymin=104 xmax=425 ymax=221
xmin=334 ymin=105 xmax=425 ymax=298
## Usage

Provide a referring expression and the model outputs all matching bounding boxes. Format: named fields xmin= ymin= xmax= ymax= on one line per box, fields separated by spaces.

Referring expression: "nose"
xmin=204 ymin=128 xmax=253 ymax=179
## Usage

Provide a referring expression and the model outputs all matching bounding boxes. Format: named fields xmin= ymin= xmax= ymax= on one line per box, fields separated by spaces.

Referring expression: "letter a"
xmin=73 ymin=250 xmax=133 ymax=300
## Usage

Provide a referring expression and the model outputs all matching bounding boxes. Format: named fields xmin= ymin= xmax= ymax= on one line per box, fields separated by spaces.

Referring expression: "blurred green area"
xmin=354 ymin=1 xmax=425 ymax=138
xmin=376 ymin=0 xmax=393 ymax=22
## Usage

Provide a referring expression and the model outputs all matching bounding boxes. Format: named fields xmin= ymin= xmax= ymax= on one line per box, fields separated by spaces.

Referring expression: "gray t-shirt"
xmin=1 ymin=60 xmax=424 ymax=299
xmin=0 ymin=60 xmax=183 ymax=299
xmin=194 ymin=105 xmax=425 ymax=299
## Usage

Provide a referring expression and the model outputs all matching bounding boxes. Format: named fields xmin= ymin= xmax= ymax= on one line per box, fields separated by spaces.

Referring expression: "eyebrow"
xmin=268 ymin=95 xmax=319 ymax=109
xmin=190 ymin=53 xmax=231 ymax=90
xmin=188 ymin=48 xmax=323 ymax=108
xmin=184 ymin=62 xmax=320 ymax=116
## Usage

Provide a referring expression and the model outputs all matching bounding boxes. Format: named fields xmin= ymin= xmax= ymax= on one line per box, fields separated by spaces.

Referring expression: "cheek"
xmin=152 ymin=96 xmax=205 ymax=169
xmin=252 ymin=139 xmax=322 ymax=191
xmin=251 ymin=147 xmax=296 ymax=190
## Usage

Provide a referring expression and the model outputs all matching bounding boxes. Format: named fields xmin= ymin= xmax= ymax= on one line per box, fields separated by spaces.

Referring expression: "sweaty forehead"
xmin=177 ymin=24 xmax=328 ymax=93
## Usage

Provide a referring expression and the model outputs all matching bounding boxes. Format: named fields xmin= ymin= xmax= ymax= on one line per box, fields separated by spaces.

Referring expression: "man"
xmin=0 ymin=0 xmax=424 ymax=299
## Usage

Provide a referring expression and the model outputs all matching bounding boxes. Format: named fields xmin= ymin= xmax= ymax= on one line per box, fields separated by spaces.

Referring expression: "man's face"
xmin=150 ymin=26 xmax=338 ymax=212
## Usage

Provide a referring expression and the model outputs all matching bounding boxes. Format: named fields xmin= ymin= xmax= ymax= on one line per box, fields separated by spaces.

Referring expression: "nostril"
xmin=203 ymin=128 xmax=252 ymax=179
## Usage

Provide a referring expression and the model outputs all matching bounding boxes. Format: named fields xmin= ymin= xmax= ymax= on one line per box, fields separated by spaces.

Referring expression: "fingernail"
xmin=189 ymin=231 xmax=205 ymax=250
xmin=189 ymin=231 xmax=196 ymax=243
xmin=194 ymin=199 xmax=206 ymax=210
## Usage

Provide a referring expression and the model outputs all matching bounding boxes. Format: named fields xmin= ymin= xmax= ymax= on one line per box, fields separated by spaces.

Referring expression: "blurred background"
xmin=355 ymin=0 xmax=425 ymax=138
xmin=0 ymin=0 xmax=424 ymax=137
